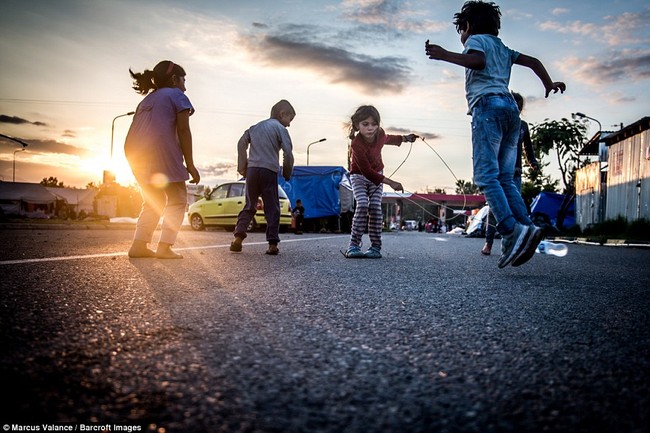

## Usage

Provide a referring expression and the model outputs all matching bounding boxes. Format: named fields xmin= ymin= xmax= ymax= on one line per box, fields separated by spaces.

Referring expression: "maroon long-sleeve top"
xmin=349 ymin=128 xmax=402 ymax=186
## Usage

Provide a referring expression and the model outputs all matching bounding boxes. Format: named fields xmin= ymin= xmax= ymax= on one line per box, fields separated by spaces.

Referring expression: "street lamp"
xmin=13 ymin=148 xmax=25 ymax=182
xmin=306 ymin=138 xmax=327 ymax=165
xmin=110 ymin=111 xmax=135 ymax=160
xmin=572 ymin=112 xmax=602 ymax=132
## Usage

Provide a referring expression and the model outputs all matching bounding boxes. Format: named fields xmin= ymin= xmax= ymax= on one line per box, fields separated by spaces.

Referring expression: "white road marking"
xmin=0 ymin=235 xmax=342 ymax=266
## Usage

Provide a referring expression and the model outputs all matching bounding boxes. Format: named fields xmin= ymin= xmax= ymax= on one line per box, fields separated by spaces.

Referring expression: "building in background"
xmin=576 ymin=116 xmax=650 ymax=230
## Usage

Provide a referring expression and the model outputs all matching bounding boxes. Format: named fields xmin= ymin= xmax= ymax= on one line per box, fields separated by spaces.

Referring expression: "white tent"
xmin=465 ymin=205 xmax=489 ymax=237
xmin=0 ymin=182 xmax=57 ymax=216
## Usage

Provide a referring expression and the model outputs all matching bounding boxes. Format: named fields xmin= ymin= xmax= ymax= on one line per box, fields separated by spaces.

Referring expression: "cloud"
xmin=236 ymin=1 xmax=453 ymax=95
xmin=504 ymin=9 xmax=534 ymax=20
xmin=339 ymin=0 xmax=448 ymax=34
xmin=0 ymin=136 xmax=91 ymax=157
xmin=340 ymin=0 xmax=400 ymax=26
xmin=0 ymin=114 xmax=48 ymax=127
xmin=558 ymin=49 xmax=650 ymax=87
xmin=601 ymin=8 xmax=650 ymax=46
xmin=551 ymin=8 xmax=570 ymax=16
xmin=198 ymin=161 xmax=237 ymax=178
xmin=539 ymin=7 xmax=650 ymax=46
xmin=385 ymin=126 xmax=440 ymax=140
xmin=603 ymin=92 xmax=636 ymax=105
xmin=538 ymin=19 xmax=598 ymax=37
xmin=242 ymin=29 xmax=412 ymax=94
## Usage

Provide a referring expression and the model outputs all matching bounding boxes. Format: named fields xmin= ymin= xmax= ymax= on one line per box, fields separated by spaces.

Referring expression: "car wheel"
xmin=190 ymin=213 xmax=205 ymax=231
xmin=247 ymin=218 xmax=258 ymax=232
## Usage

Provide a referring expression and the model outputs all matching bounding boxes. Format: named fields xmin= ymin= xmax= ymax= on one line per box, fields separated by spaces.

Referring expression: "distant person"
xmin=230 ymin=100 xmax=295 ymax=255
xmin=482 ymin=91 xmax=540 ymax=255
xmin=292 ymin=198 xmax=305 ymax=235
xmin=425 ymin=1 xmax=565 ymax=267
xmin=344 ymin=105 xmax=417 ymax=258
xmin=124 ymin=60 xmax=200 ymax=259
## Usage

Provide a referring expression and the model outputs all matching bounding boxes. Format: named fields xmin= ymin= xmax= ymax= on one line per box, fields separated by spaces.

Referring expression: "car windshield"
xmin=213 ymin=182 xmax=289 ymax=199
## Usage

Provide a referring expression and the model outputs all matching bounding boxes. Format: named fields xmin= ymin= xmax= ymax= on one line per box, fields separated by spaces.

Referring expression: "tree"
xmin=455 ymin=179 xmax=480 ymax=195
xmin=530 ymin=118 xmax=588 ymax=195
xmin=40 ymin=176 xmax=65 ymax=187
xmin=520 ymin=149 xmax=559 ymax=207
xmin=530 ymin=118 xmax=589 ymax=231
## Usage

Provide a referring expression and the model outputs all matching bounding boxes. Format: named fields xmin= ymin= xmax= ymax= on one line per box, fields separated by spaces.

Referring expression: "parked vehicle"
xmin=188 ymin=181 xmax=292 ymax=232
xmin=403 ymin=220 xmax=418 ymax=231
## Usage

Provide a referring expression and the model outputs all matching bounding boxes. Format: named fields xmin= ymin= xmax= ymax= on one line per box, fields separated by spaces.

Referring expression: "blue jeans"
xmin=471 ymin=95 xmax=532 ymax=234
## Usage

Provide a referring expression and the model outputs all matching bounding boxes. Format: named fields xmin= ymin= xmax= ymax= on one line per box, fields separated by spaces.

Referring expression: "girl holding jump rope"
xmin=344 ymin=105 xmax=418 ymax=259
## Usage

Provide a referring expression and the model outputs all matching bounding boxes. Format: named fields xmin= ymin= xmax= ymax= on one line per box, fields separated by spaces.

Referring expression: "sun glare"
xmin=110 ymin=155 xmax=136 ymax=186
xmin=76 ymin=154 xmax=135 ymax=187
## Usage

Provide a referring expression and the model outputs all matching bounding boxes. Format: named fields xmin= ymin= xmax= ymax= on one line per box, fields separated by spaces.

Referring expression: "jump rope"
xmin=340 ymin=135 xmax=480 ymax=257
xmin=387 ymin=136 xmax=469 ymax=225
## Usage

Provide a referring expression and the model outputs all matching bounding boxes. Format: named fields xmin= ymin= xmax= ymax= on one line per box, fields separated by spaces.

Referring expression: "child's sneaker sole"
xmin=512 ymin=226 xmax=544 ymax=267
xmin=497 ymin=223 xmax=530 ymax=268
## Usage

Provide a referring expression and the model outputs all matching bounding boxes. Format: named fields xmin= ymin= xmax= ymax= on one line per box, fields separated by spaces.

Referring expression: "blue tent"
xmin=279 ymin=166 xmax=350 ymax=219
xmin=530 ymin=192 xmax=575 ymax=228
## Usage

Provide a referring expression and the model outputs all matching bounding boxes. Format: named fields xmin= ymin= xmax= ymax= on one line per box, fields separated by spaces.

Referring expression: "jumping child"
xmin=482 ymin=91 xmax=540 ymax=256
xmin=425 ymin=1 xmax=565 ymax=268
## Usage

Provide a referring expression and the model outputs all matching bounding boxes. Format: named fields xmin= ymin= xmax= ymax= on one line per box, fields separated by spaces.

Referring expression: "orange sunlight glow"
xmin=109 ymin=156 xmax=137 ymax=186
xmin=77 ymin=154 xmax=136 ymax=187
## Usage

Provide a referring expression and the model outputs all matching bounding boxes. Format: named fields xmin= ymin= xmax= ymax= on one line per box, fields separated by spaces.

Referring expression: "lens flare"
xmin=150 ymin=173 xmax=169 ymax=189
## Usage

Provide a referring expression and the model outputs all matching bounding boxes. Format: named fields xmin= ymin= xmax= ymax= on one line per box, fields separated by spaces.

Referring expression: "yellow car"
xmin=188 ymin=181 xmax=292 ymax=232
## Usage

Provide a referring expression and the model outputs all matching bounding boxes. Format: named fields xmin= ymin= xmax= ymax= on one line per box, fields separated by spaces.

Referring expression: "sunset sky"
xmin=1 ymin=0 xmax=649 ymax=193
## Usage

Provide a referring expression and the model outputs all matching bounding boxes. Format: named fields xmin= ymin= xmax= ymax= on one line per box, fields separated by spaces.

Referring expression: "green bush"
xmin=627 ymin=218 xmax=650 ymax=240
xmin=582 ymin=217 xmax=650 ymax=241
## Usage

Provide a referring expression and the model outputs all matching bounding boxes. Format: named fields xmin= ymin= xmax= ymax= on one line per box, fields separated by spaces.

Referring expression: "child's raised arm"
xmin=425 ymin=40 xmax=486 ymax=70
xmin=515 ymin=54 xmax=566 ymax=97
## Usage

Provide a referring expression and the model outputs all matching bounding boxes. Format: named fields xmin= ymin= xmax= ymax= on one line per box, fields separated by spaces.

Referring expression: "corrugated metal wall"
xmin=605 ymin=130 xmax=650 ymax=221
xmin=575 ymin=161 xmax=602 ymax=229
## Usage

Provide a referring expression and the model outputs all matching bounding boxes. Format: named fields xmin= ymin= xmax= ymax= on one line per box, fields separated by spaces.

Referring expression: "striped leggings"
xmin=349 ymin=174 xmax=383 ymax=249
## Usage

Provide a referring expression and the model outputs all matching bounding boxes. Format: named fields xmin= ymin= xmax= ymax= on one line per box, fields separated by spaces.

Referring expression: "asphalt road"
xmin=0 ymin=227 xmax=648 ymax=433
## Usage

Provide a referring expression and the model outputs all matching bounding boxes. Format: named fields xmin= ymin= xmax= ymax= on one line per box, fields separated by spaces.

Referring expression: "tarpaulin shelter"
xmin=279 ymin=166 xmax=351 ymax=219
xmin=530 ymin=192 xmax=576 ymax=229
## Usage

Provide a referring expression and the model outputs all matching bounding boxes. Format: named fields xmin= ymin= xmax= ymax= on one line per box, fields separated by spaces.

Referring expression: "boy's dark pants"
xmin=234 ymin=167 xmax=280 ymax=244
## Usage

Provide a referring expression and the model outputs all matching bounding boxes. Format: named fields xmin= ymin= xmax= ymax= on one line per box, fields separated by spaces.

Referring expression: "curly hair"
xmin=453 ymin=1 xmax=501 ymax=36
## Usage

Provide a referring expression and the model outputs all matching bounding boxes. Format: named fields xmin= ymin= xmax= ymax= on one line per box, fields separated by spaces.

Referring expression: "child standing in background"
xmin=230 ymin=100 xmax=295 ymax=255
xmin=425 ymin=1 xmax=565 ymax=268
xmin=124 ymin=60 xmax=200 ymax=259
xmin=345 ymin=105 xmax=417 ymax=259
